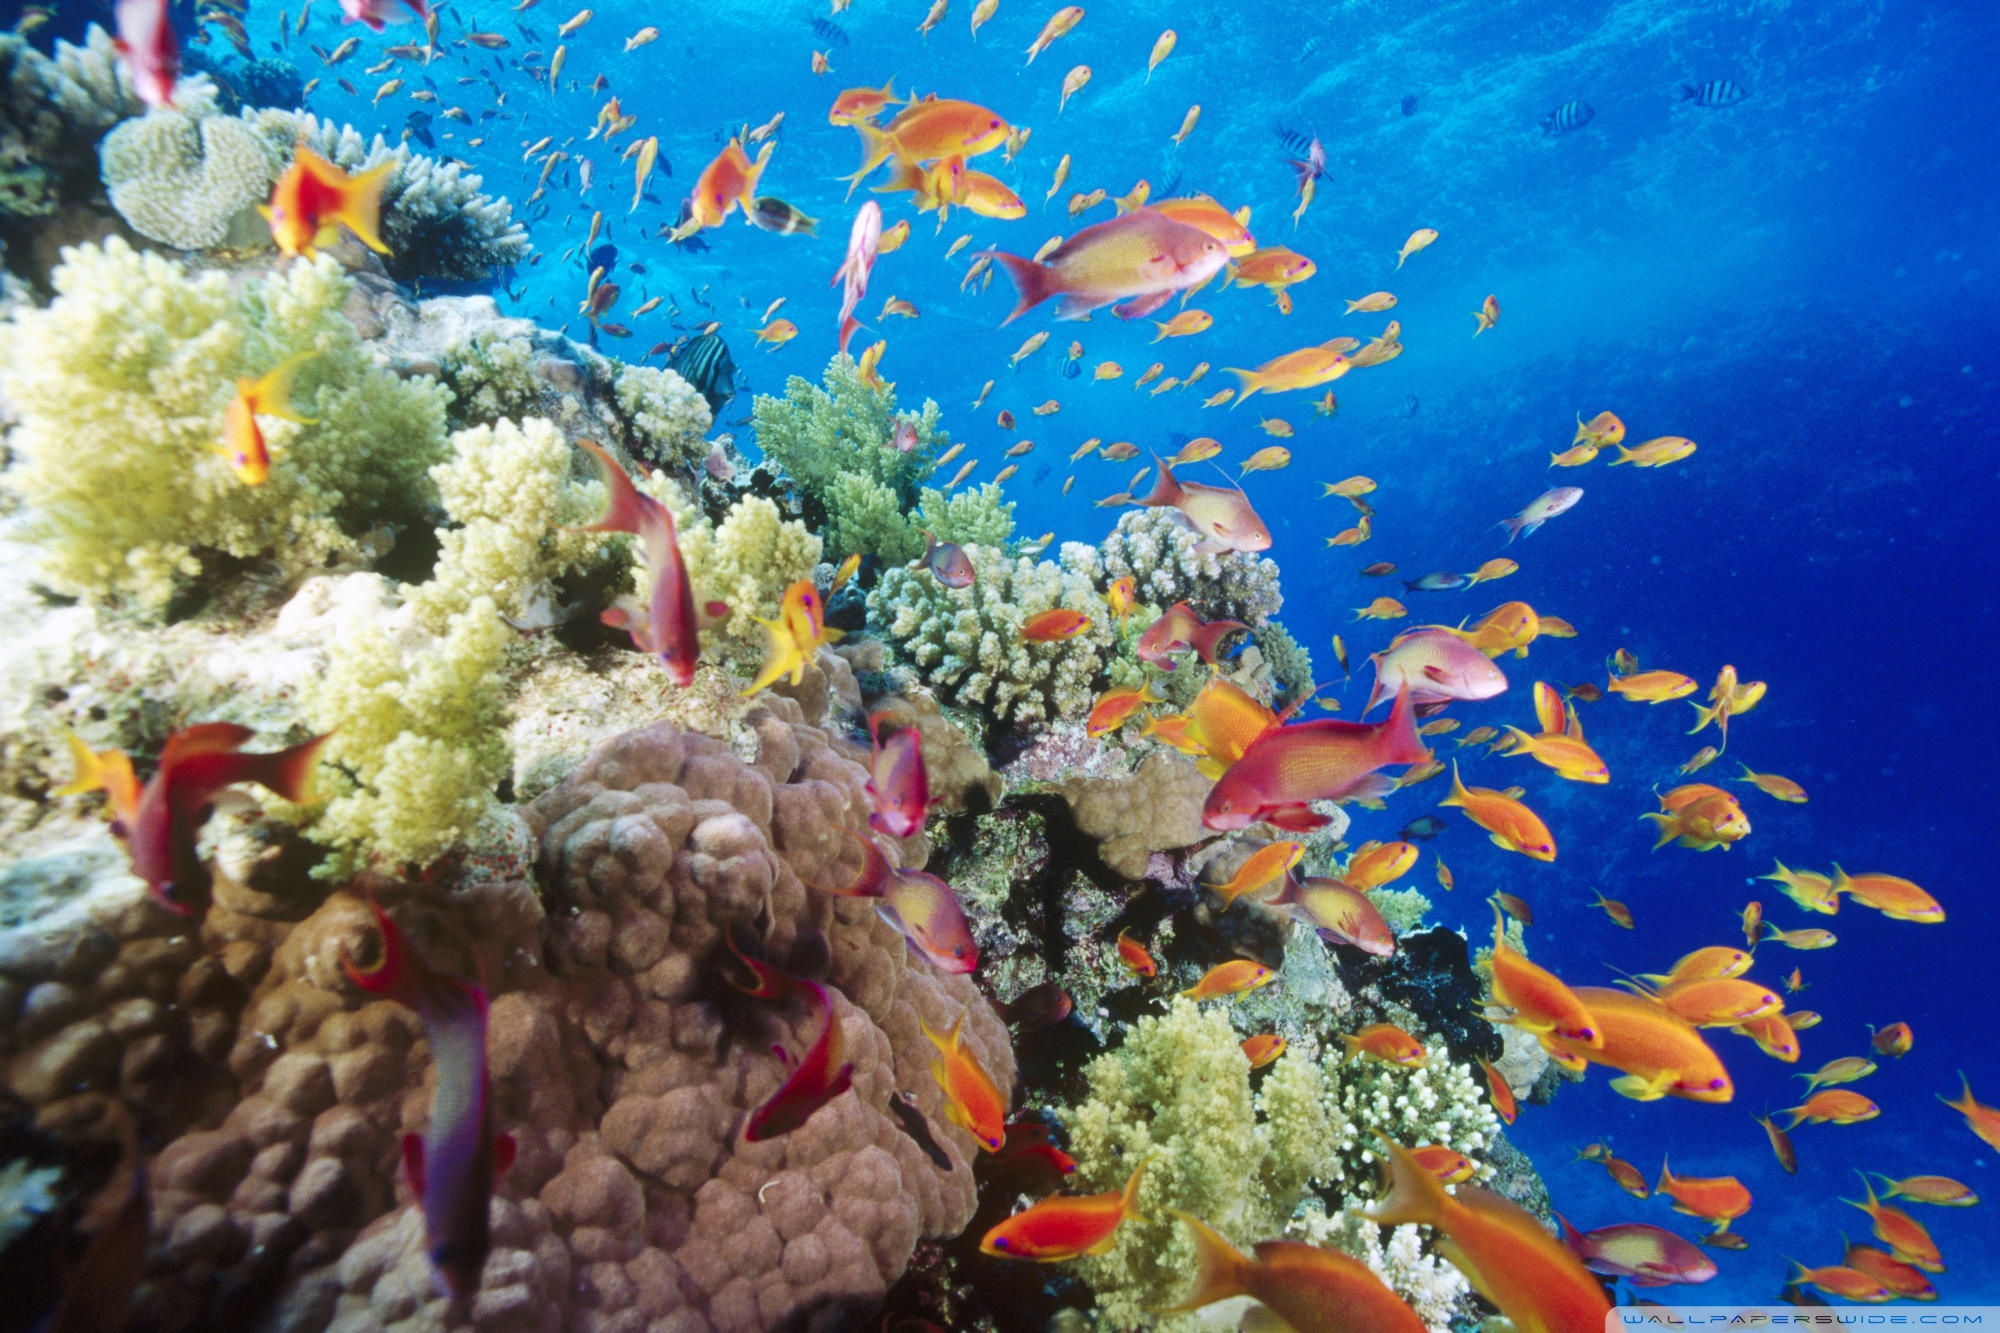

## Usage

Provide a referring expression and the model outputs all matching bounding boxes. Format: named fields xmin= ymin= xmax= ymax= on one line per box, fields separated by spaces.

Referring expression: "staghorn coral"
xmin=0 ymin=238 xmax=449 ymax=614
xmin=99 ymin=99 xmax=279 ymax=251
xmin=610 ymin=361 xmax=713 ymax=473
xmin=869 ymin=543 xmax=1114 ymax=729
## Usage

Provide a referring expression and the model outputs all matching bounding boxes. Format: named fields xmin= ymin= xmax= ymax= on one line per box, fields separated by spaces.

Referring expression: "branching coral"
xmin=0 ymin=25 xmax=143 ymax=221
xmin=868 ymin=543 xmax=1114 ymax=728
xmin=1093 ymin=506 xmax=1285 ymax=628
xmin=826 ymin=469 xmax=924 ymax=566
xmin=436 ymin=328 xmax=546 ymax=427
xmin=751 ymin=354 xmax=944 ymax=502
xmin=0 ymin=238 xmax=449 ymax=614
xmin=610 ymin=361 xmax=712 ymax=472
xmin=916 ymin=481 xmax=1015 ymax=548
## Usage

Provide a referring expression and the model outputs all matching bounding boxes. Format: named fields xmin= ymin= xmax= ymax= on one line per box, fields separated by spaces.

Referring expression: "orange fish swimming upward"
xmin=262 ymin=145 xmax=394 ymax=258
xmin=922 ymin=1010 xmax=1009 ymax=1152
xmin=218 ymin=351 xmax=317 ymax=484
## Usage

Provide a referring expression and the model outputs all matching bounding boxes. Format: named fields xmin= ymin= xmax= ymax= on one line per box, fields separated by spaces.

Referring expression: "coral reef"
xmin=1091 ymin=506 xmax=1285 ymax=628
xmin=869 ymin=544 xmax=1115 ymax=729
xmin=1057 ymin=751 xmax=1210 ymax=881
xmin=916 ymin=481 xmax=1016 ymax=550
xmin=0 ymin=238 xmax=449 ymax=614
xmin=611 ymin=361 xmax=714 ymax=474
xmin=99 ymin=96 xmax=276 ymax=252
xmin=0 ymin=25 xmax=142 ymax=224
xmin=751 ymin=355 xmax=943 ymax=503
xmin=666 ymin=490 xmax=825 ymax=668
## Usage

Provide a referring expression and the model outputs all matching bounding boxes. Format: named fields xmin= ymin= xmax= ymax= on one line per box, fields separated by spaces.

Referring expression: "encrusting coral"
xmin=869 ymin=543 xmax=1115 ymax=729
xmin=0 ymin=237 xmax=449 ymax=614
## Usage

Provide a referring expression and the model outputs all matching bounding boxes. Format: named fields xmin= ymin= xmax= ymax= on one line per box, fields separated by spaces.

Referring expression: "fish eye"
xmin=992 ymin=1236 xmax=1010 ymax=1250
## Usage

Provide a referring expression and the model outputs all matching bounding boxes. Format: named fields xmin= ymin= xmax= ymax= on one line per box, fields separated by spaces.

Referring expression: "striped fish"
xmin=666 ymin=333 xmax=736 ymax=417
xmin=1541 ymin=100 xmax=1594 ymax=135
xmin=1682 ymin=80 xmax=1747 ymax=107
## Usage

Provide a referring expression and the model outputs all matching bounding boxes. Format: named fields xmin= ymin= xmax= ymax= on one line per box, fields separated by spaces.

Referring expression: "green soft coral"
xmin=0 ymin=238 xmax=448 ymax=614
xmin=659 ymin=488 xmax=822 ymax=669
xmin=916 ymin=481 xmax=1015 ymax=548
xmin=825 ymin=469 xmax=923 ymax=566
xmin=751 ymin=352 xmax=943 ymax=501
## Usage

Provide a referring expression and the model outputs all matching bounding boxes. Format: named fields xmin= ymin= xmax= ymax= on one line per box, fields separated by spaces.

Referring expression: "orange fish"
xmin=1480 ymin=1056 xmax=1517 ymax=1124
xmin=1600 ymin=1155 xmax=1651 ymax=1198
xmin=218 ymin=351 xmax=317 ymax=484
xmin=1787 ymin=1262 xmax=1891 ymax=1303
xmin=1115 ymin=928 xmax=1157 ymax=978
xmin=1939 ymin=1073 xmax=2000 ymax=1151
xmin=1022 ymin=608 xmax=1091 ymax=641
xmin=1487 ymin=903 xmax=1600 ymax=1046
xmin=1845 ymin=1242 xmax=1938 ymax=1300
xmin=828 ymin=76 xmax=899 ymax=125
xmin=1735 ymin=764 xmax=1807 ymax=802
xmin=1642 ymin=783 xmax=1750 ymax=852
xmin=1656 ymin=1157 xmax=1752 ymax=1226
xmin=1341 ymin=1022 xmax=1425 ymax=1067
xmin=1203 ymin=686 xmax=1427 ymax=831
xmin=1472 ymin=293 xmax=1500 ymax=335
xmin=1443 ymin=762 xmax=1555 ymax=860
xmin=1606 ymin=669 xmax=1697 ymax=702
xmin=1869 ymin=1022 xmax=1914 ymax=1058
xmin=1867 ymin=1173 xmax=1978 ymax=1207
xmin=1499 ymin=726 xmax=1608 ymax=784
xmin=1212 ymin=841 xmax=1305 ymax=905
xmin=683 ymin=137 xmax=773 ymax=231
xmin=981 ymin=1159 xmax=1147 ymax=1261
xmin=1341 ymin=840 xmax=1417 ymax=891
xmin=1412 ymin=1145 xmax=1478 ymax=1186
xmin=1546 ymin=986 xmax=1734 ymax=1102
xmin=1086 ymin=683 xmax=1162 ymax=738
xmin=1240 ymin=1034 xmax=1288 ymax=1069
xmin=1590 ymin=889 xmax=1634 ymax=929
xmin=1781 ymin=1089 xmax=1880 ymax=1129
xmin=1833 ymin=866 xmax=1943 ymax=923
xmin=1655 ymin=976 xmax=1783 ymax=1027
xmin=922 ymin=1011 xmax=1009 ymax=1152
xmin=1163 ymin=1210 xmax=1429 ymax=1332
xmin=1757 ymin=1111 xmax=1798 ymax=1174
xmin=1364 ymin=1140 xmax=1611 ymax=1333
xmin=1844 ymin=1175 xmax=1944 ymax=1272
xmin=262 ymin=144 xmax=394 ymax=258
xmin=1181 ymin=958 xmax=1276 ymax=1001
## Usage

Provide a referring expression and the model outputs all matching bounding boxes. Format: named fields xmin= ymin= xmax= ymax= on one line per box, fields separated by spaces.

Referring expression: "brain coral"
xmin=1 ymin=696 xmax=1011 ymax=1332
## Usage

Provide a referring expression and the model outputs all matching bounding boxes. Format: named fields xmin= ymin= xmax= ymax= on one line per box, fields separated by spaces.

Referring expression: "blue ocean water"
xmin=248 ymin=0 xmax=1998 ymax=1309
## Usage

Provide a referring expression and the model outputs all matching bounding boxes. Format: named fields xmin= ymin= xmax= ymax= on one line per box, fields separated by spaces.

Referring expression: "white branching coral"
xmin=99 ymin=100 xmax=277 ymax=250
xmin=1090 ymin=506 xmax=1285 ymax=627
xmin=869 ymin=543 xmax=1114 ymax=727
xmin=1288 ymin=1203 xmax=1474 ymax=1332
xmin=611 ymin=362 xmax=712 ymax=470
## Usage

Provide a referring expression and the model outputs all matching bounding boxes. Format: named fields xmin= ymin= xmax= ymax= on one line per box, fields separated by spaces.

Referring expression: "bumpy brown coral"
xmin=1058 ymin=749 xmax=1211 ymax=880
xmin=0 ymin=696 xmax=1013 ymax=1332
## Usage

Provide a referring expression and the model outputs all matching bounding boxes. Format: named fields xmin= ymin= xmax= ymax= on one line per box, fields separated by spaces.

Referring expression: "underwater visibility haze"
xmin=0 ymin=0 xmax=1995 ymax=1327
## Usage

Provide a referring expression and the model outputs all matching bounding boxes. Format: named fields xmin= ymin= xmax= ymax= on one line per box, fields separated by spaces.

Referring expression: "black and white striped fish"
xmin=1541 ymin=100 xmax=1594 ymax=135
xmin=666 ymin=332 xmax=737 ymax=417
xmin=1682 ymin=80 xmax=1747 ymax=107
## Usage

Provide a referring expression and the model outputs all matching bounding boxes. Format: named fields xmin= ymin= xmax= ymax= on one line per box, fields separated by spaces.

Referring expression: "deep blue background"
xmin=238 ymin=0 xmax=2000 ymax=1305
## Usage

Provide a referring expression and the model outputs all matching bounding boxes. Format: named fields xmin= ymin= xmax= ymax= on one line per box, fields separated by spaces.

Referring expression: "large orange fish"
xmin=989 ymin=207 xmax=1229 ymax=323
xmin=1643 ymin=783 xmax=1750 ymax=851
xmin=981 ymin=1160 xmax=1147 ymax=1260
xmin=846 ymin=97 xmax=1012 ymax=193
xmin=1442 ymin=762 xmax=1555 ymax=860
xmin=1656 ymin=1157 xmax=1752 ymax=1227
xmin=1162 ymin=1209 xmax=1428 ymax=1332
xmin=262 ymin=144 xmax=394 ymax=258
xmin=1203 ymin=687 xmax=1427 ymax=830
xmin=1364 ymin=1139 xmax=1612 ymax=1333
xmin=1544 ymin=986 xmax=1734 ymax=1102
xmin=682 ymin=137 xmax=773 ymax=232
xmin=1487 ymin=903 xmax=1600 ymax=1046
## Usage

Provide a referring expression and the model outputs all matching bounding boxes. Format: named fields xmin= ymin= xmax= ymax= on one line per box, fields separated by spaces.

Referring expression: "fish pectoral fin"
xmin=493 ymin=1131 xmax=517 ymax=1180
xmin=401 ymin=1132 xmax=427 ymax=1199
xmin=1611 ymin=1070 xmax=1677 ymax=1102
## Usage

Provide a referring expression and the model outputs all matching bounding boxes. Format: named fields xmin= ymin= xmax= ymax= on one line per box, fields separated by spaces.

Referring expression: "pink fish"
xmin=1134 ymin=601 xmax=1246 ymax=670
xmin=1497 ymin=487 xmax=1583 ymax=544
xmin=914 ymin=531 xmax=976 ymax=588
xmin=988 ymin=207 xmax=1230 ymax=324
xmin=115 ymin=722 xmax=326 ymax=915
xmin=576 ymin=440 xmax=707 ymax=686
xmin=1203 ymin=686 xmax=1428 ymax=831
xmin=744 ymin=978 xmax=855 ymax=1140
xmin=866 ymin=712 xmax=931 ymax=838
xmin=891 ymin=419 xmax=920 ymax=452
xmin=343 ymin=902 xmax=514 ymax=1300
xmin=831 ymin=200 xmax=882 ymax=355
xmin=338 ymin=0 xmax=429 ymax=30
xmin=1558 ymin=1216 xmax=1718 ymax=1288
xmin=1364 ymin=627 xmax=1510 ymax=716
xmin=112 ymin=0 xmax=179 ymax=108
xmin=815 ymin=832 xmax=979 ymax=973
xmin=1273 ymin=876 xmax=1396 ymax=955
xmin=1131 ymin=457 xmax=1271 ymax=553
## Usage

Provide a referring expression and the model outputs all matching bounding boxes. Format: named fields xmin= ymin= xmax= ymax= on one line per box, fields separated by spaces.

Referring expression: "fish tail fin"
xmin=1374 ymin=686 xmax=1428 ymax=768
xmin=1610 ymin=444 xmax=1636 ymax=465
xmin=1131 ymin=455 xmax=1184 ymax=508
xmin=572 ymin=439 xmax=650 ymax=537
xmin=1155 ymin=1210 xmax=1247 ymax=1313
xmin=843 ymin=121 xmax=898 ymax=197
xmin=1119 ymin=1158 xmax=1151 ymax=1224
xmin=1343 ymin=299 xmax=1360 ymax=314
xmin=987 ymin=250 xmax=1057 ymax=325
xmin=1222 ymin=367 xmax=1260 ymax=406
xmin=1496 ymin=516 xmax=1525 ymax=545
xmin=1360 ymin=1138 xmax=1448 ymax=1228
xmin=1639 ymin=811 xmax=1678 ymax=850
xmin=341 ymin=899 xmax=427 ymax=1005
xmin=233 ymin=732 xmax=330 ymax=805
xmin=1688 ymin=701 xmax=1718 ymax=734
xmin=1441 ymin=759 xmax=1470 ymax=808
xmin=1395 ymin=251 xmax=1407 ymax=271
xmin=51 ymin=728 xmax=109 ymax=798
xmin=747 ymin=139 xmax=775 ymax=196
xmin=1188 ymin=618 xmax=1245 ymax=666
xmin=1940 ymin=1070 xmax=1974 ymax=1114
xmin=250 ymin=350 xmax=321 ymax=423
xmin=333 ymin=157 xmax=396 ymax=255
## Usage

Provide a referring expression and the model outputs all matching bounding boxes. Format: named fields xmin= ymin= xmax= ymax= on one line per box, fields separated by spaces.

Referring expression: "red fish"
xmin=343 ymin=902 xmax=515 ymax=1299
xmin=865 ymin=713 xmax=931 ymax=838
xmin=744 ymin=978 xmax=855 ymax=1140
xmin=988 ymin=207 xmax=1229 ymax=324
xmin=108 ymin=722 xmax=325 ymax=915
xmin=1203 ymin=686 xmax=1427 ymax=830
xmin=985 ymin=1117 xmax=1078 ymax=1194
xmin=1134 ymin=601 xmax=1246 ymax=670
xmin=982 ymin=1159 xmax=1147 ymax=1260
xmin=1022 ymin=608 xmax=1092 ymax=640
xmin=831 ymin=200 xmax=882 ymax=354
xmin=262 ymin=145 xmax=395 ymax=259
xmin=113 ymin=0 xmax=180 ymax=107
xmin=575 ymin=440 xmax=705 ymax=686
xmin=1480 ymin=1057 xmax=1518 ymax=1124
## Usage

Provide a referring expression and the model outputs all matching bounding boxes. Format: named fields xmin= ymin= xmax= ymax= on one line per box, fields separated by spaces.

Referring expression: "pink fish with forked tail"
xmin=813 ymin=832 xmax=978 ymax=973
xmin=576 ymin=439 xmax=726 ymax=686
xmin=1558 ymin=1216 xmax=1717 ymax=1287
xmin=1129 ymin=457 xmax=1271 ymax=554
xmin=1364 ymin=627 xmax=1510 ymax=716
xmin=865 ymin=713 xmax=931 ymax=838
xmin=343 ymin=902 xmax=514 ymax=1301
xmin=723 ymin=938 xmax=857 ymax=1141
xmin=1134 ymin=601 xmax=1246 ymax=670
xmin=1203 ymin=686 xmax=1428 ymax=831
xmin=831 ymin=201 xmax=882 ymax=355
xmin=1496 ymin=487 xmax=1582 ymax=544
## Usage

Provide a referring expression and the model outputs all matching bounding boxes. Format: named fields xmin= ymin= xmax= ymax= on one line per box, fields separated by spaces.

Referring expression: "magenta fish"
xmin=1203 ymin=686 xmax=1428 ymax=831
xmin=114 ymin=722 xmax=325 ymax=915
xmin=112 ymin=0 xmax=180 ymax=108
xmin=1274 ymin=876 xmax=1396 ymax=956
xmin=745 ymin=980 xmax=855 ymax=1141
xmin=815 ymin=832 xmax=979 ymax=974
xmin=576 ymin=439 xmax=710 ymax=686
xmin=891 ymin=419 xmax=920 ymax=452
xmin=1558 ymin=1216 xmax=1718 ymax=1288
xmin=866 ymin=712 xmax=931 ymax=838
xmin=1497 ymin=486 xmax=1583 ymax=544
xmin=1134 ymin=601 xmax=1246 ymax=670
xmin=1364 ymin=627 xmax=1510 ymax=716
xmin=913 ymin=531 xmax=976 ymax=588
xmin=343 ymin=902 xmax=514 ymax=1300
xmin=830 ymin=200 xmax=882 ymax=355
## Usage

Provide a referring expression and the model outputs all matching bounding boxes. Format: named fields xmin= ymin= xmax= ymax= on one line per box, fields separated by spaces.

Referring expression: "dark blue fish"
xmin=809 ymin=15 xmax=849 ymax=45
xmin=629 ymin=261 xmax=648 ymax=275
xmin=1401 ymin=93 xmax=1418 ymax=116
xmin=588 ymin=243 xmax=618 ymax=273
xmin=667 ymin=333 xmax=737 ymax=417
xmin=1682 ymin=80 xmax=1747 ymax=107
xmin=1542 ymin=100 xmax=1594 ymax=135
xmin=1057 ymin=345 xmax=1081 ymax=379
xmin=1402 ymin=571 xmax=1468 ymax=593
xmin=1398 ymin=814 xmax=1449 ymax=842
xmin=1404 ymin=394 xmax=1420 ymax=416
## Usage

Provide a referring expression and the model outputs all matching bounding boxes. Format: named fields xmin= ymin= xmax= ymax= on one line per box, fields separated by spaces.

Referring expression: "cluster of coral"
xmin=0 ymin=34 xmax=1555 ymax=1333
